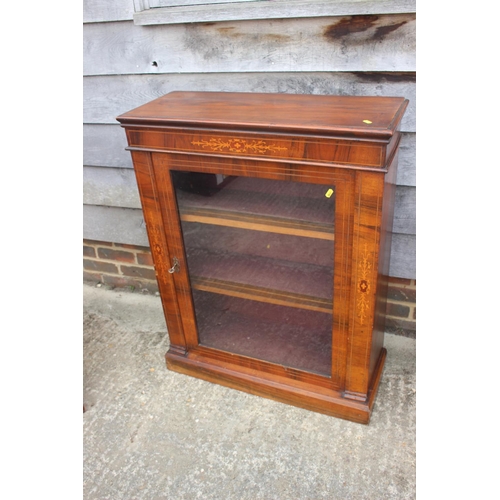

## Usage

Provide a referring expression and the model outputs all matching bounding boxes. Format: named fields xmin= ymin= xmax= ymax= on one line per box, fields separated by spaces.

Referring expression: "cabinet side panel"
xmin=130 ymin=150 xmax=187 ymax=352
xmin=370 ymin=151 xmax=399 ymax=378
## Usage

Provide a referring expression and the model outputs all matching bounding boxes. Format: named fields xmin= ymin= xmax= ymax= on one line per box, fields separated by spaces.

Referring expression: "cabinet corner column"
xmin=344 ymin=170 xmax=386 ymax=401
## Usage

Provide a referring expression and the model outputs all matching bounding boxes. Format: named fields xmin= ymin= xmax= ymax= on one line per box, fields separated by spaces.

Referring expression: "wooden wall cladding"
xmin=83 ymin=2 xmax=416 ymax=279
xmin=84 ymin=15 xmax=415 ymax=76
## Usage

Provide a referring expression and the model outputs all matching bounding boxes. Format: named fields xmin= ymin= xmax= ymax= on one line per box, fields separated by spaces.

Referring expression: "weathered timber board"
xmin=84 ymin=0 xmax=416 ymax=24
xmin=83 ymin=72 xmax=415 ymax=131
xmin=82 ymin=165 xmax=415 ymax=234
xmin=83 ymin=124 xmax=133 ymax=168
xmin=83 ymin=15 xmax=415 ymax=75
xmin=83 ymin=205 xmax=149 ymax=247
xmin=83 ymin=166 xmax=415 ymax=234
xmin=395 ymin=132 xmax=415 ymax=186
xmin=83 ymin=166 xmax=142 ymax=209
xmin=83 ymin=0 xmax=134 ymax=23
xmin=387 ymin=232 xmax=415 ymax=279
xmin=393 ymin=185 xmax=415 ymax=234
xmin=134 ymin=0 xmax=417 ymax=26
xmin=82 ymin=204 xmax=416 ymax=278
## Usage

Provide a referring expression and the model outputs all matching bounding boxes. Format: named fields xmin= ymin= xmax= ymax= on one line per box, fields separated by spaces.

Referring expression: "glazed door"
xmin=173 ymin=171 xmax=335 ymax=376
xmin=152 ymin=154 xmax=354 ymax=388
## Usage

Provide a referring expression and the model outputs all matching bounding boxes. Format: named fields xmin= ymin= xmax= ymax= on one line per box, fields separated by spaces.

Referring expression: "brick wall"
xmin=385 ymin=277 xmax=416 ymax=338
xmin=83 ymin=240 xmax=159 ymax=293
xmin=83 ymin=240 xmax=416 ymax=337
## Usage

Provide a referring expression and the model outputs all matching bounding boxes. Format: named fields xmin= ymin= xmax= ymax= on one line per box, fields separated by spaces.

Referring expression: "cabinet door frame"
xmin=148 ymin=151 xmax=356 ymax=391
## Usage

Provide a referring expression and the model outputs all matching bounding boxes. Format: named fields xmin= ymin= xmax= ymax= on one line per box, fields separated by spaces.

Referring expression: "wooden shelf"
xmin=181 ymin=221 xmax=335 ymax=269
xmin=175 ymin=175 xmax=335 ymax=240
xmin=180 ymin=207 xmax=334 ymax=240
xmin=191 ymin=275 xmax=332 ymax=313
xmin=185 ymin=246 xmax=333 ymax=313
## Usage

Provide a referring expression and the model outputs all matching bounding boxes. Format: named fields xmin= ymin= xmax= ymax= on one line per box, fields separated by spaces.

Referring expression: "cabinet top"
xmin=117 ymin=91 xmax=408 ymax=140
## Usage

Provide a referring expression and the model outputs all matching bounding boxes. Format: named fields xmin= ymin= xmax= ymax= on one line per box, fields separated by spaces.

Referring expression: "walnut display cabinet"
xmin=117 ymin=91 xmax=408 ymax=424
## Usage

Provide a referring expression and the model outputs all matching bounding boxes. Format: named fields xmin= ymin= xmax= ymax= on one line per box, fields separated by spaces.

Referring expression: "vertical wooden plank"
xmin=130 ymin=150 xmax=188 ymax=354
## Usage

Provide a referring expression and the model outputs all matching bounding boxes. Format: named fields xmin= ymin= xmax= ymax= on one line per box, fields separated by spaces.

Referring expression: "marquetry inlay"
xmin=191 ymin=137 xmax=287 ymax=154
xmin=148 ymin=226 xmax=169 ymax=278
xmin=357 ymin=244 xmax=372 ymax=325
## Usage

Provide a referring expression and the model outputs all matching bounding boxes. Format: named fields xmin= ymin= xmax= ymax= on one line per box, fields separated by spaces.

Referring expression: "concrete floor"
xmin=83 ymin=283 xmax=416 ymax=499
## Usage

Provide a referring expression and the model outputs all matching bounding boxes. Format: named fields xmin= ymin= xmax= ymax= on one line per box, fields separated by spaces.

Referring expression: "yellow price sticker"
xmin=325 ymin=188 xmax=334 ymax=198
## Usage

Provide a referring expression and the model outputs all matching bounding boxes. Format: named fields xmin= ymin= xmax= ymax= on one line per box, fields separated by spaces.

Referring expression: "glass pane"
xmin=173 ymin=172 xmax=335 ymax=377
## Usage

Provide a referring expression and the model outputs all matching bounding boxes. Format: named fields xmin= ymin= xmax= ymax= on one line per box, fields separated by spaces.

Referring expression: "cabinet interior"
xmin=173 ymin=172 xmax=335 ymax=377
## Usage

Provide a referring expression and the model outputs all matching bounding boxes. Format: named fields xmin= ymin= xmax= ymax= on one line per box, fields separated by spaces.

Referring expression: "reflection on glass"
xmin=173 ymin=172 xmax=335 ymax=377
